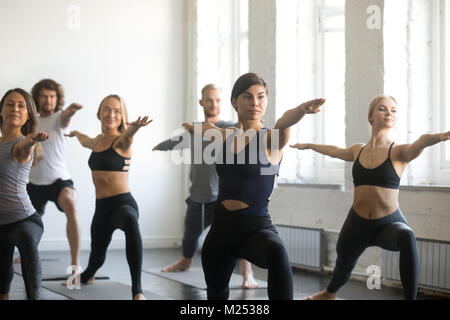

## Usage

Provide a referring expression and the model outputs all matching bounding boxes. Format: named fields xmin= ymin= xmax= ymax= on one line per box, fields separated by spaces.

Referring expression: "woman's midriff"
xmin=353 ymin=186 xmax=400 ymax=219
xmin=91 ymin=171 xmax=130 ymax=199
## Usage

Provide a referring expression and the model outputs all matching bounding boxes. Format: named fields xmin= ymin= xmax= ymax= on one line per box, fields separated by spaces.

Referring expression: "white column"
xmin=248 ymin=0 xmax=277 ymax=128
xmin=345 ymin=0 xmax=385 ymax=189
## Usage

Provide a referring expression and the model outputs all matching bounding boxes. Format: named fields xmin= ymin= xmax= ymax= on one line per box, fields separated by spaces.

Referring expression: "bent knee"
xmin=397 ymin=227 xmax=416 ymax=246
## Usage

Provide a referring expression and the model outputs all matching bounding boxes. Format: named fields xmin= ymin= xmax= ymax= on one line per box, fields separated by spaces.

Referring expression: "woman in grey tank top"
xmin=0 ymin=88 xmax=49 ymax=300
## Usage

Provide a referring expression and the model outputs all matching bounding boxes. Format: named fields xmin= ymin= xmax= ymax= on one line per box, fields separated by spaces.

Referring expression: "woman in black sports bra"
xmin=66 ymin=94 xmax=152 ymax=300
xmin=291 ymin=95 xmax=450 ymax=300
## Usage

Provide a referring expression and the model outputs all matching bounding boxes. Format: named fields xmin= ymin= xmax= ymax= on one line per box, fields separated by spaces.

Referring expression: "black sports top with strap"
xmin=215 ymin=128 xmax=281 ymax=216
xmin=352 ymin=142 xmax=400 ymax=189
xmin=88 ymin=137 xmax=130 ymax=172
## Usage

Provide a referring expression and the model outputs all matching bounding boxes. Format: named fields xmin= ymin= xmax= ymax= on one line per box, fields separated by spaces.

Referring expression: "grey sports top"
xmin=0 ymin=137 xmax=36 ymax=225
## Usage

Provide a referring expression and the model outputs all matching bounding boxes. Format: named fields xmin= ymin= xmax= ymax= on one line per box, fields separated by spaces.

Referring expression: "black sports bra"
xmin=88 ymin=137 xmax=130 ymax=172
xmin=352 ymin=142 xmax=400 ymax=189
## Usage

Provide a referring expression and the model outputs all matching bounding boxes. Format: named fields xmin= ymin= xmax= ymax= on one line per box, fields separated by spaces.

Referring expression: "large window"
xmin=384 ymin=0 xmax=450 ymax=185
xmin=276 ymin=0 xmax=346 ymax=184
xmin=196 ymin=0 xmax=248 ymax=122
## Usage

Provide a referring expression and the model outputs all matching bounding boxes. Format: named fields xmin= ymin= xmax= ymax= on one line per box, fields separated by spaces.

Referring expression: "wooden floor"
xmin=7 ymin=247 xmax=446 ymax=300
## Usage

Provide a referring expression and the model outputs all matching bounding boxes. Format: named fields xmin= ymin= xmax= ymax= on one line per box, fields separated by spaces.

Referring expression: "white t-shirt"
xmin=29 ymin=111 xmax=71 ymax=185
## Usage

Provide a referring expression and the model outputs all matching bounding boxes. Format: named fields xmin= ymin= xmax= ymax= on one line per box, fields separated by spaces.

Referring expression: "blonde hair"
xmin=201 ymin=84 xmax=221 ymax=98
xmin=96 ymin=94 xmax=128 ymax=133
xmin=368 ymin=95 xmax=397 ymax=125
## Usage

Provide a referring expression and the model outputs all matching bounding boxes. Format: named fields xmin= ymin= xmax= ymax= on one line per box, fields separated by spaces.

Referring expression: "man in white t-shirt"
xmin=24 ymin=79 xmax=82 ymax=268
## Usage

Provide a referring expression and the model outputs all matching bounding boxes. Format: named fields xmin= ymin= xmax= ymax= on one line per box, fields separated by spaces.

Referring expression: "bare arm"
xmin=13 ymin=132 xmax=49 ymax=163
xmin=271 ymin=98 xmax=325 ymax=151
xmin=290 ymin=143 xmax=362 ymax=162
xmin=116 ymin=116 xmax=153 ymax=152
xmin=65 ymin=130 xmax=102 ymax=150
xmin=182 ymin=122 xmax=234 ymax=143
xmin=397 ymin=131 xmax=450 ymax=162
xmin=60 ymin=103 xmax=83 ymax=128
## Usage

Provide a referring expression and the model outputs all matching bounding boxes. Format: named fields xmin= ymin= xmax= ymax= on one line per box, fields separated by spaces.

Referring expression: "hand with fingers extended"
xmin=64 ymin=131 xmax=78 ymax=138
xmin=435 ymin=131 xmax=450 ymax=142
xmin=126 ymin=116 xmax=153 ymax=128
xmin=299 ymin=98 xmax=326 ymax=114
xmin=27 ymin=131 xmax=50 ymax=144
xmin=67 ymin=103 xmax=83 ymax=114
xmin=289 ymin=143 xmax=310 ymax=150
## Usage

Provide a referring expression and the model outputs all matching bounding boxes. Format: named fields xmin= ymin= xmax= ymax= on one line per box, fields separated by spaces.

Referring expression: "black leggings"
xmin=201 ymin=203 xmax=293 ymax=300
xmin=0 ymin=213 xmax=43 ymax=299
xmin=81 ymin=193 xmax=143 ymax=297
xmin=327 ymin=207 xmax=419 ymax=299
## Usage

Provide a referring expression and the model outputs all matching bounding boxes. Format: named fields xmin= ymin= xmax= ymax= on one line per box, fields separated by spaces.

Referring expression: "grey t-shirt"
xmin=0 ymin=137 xmax=35 ymax=225
xmin=154 ymin=120 xmax=236 ymax=203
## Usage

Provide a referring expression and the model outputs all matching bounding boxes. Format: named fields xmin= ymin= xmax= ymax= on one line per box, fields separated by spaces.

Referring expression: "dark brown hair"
xmin=0 ymin=88 xmax=38 ymax=136
xmin=230 ymin=73 xmax=268 ymax=107
xmin=31 ymin=79 xmax=65 ymax=113
xmin=0 ymin=88 xmax=43 ymax=164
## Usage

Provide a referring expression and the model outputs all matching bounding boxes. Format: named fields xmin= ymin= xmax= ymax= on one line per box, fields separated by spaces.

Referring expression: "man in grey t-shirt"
xmin=153 ymin=84 xmax=259 ymax=289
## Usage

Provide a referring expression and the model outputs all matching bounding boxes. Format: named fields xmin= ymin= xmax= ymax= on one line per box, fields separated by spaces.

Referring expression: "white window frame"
xmin=431 ymin=0 xmax=450 ymax=184
xmin=194 ymin=0 xmax=248 ymax=123
xmin=276 ymin=0 xmax=346 ymax=185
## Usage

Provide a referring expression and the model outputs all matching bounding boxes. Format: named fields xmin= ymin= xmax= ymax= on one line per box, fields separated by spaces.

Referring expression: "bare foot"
xmin=301 ymin=289 xmax=336 ymax=300
xmin=242 ymin=272 xmax=259 ymax=289
xmin=161 ymin=257 xmax=192 ymax=272
xmin=0 ymin=293 xmax=9 ymax=300
xmin=13 ymin=256 xmax=21 ymax=264
xmin=134 ymin=293 xmax=146 ymax=300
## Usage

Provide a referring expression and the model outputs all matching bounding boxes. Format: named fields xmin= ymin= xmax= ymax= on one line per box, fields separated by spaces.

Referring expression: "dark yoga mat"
xmin=13 ymin=259 xmax=109 ymax=281
xmin=143 ymin=267 xmax=268 ymax=290
xmin=41 ymin=281 xmax=170 ymax=300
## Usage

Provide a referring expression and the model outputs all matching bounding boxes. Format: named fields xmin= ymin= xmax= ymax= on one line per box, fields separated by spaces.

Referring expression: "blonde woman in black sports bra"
xmin=66 ymin=95 xmax=151 ymax=300
xmin=291 ymin=95 xmax=450 ymax=300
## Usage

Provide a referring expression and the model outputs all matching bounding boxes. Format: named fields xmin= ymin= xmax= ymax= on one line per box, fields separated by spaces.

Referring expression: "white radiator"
xmin=275 ymin=225 xmax=325 ymax=270
xmin=382 ymin=238 xmax=450 ymax=291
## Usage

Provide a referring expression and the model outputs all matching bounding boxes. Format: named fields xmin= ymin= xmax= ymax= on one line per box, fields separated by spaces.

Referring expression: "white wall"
xmin=0 ymin=0 xmax=187 ymax=251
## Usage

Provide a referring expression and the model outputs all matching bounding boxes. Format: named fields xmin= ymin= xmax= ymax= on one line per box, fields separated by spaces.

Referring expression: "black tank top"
xmin=352 ymin=142 xmax=400 ymax=189
xmin=88 ymin=137 xmax=130 ymax=172
xmin=215 ymin=128 xmax=281 ymax=216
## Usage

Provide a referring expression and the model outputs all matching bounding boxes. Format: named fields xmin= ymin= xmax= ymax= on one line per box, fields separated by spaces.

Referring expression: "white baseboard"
xmin=35 ymin=236 xmax=182 ymax=252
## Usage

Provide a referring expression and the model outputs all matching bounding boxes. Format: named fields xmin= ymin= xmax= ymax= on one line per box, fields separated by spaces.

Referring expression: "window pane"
xmin=322 ymin=28 xmax=345 ymax=165
xmin=196 ymin=0 xmax=248 ymax=122
xmin=446 ymin=1 xmax=450 ymax=162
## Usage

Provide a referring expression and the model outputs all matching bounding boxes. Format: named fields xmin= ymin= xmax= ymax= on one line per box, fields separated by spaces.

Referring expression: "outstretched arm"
xmin=182 ymin=122 xmax=232 ymax=143
xmin=271 ymin=98 xmax=325 ymax=151
xmin=13 ymin=132 xmax=50 ymax=163
xmin=290 ymin=143 xmax=362 ymax=162
xmin=152 ymin=131 xmax=191 ymax=151
xmin=65 ymin=130 xmax=103 ymax=150
xmin=116 ymin=116 xmax=153 ymax=152
xmin=397 ymin=131 xmax=450 ymax=162
xmin=60 ymin=103 xmax=83 ymax=128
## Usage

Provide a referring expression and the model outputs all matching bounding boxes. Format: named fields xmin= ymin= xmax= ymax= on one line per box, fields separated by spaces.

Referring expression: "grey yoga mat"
xmin=41 ymin=281 xmax=170 ymax=300
xmin=13 ymin=259 xmax=109 ymax=281
xmin=143 ymin=267 xmax=268 ymax=290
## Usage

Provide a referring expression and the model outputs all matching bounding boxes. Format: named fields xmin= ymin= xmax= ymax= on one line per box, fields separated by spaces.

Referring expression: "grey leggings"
xmin=0 ymin=213 xmax=43 ymax=300
xmin=182 ymin=198 xmax=215 ymax=258
xmin=327 ymin=207 xmax=419 ymax=299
